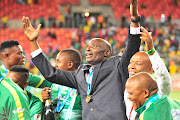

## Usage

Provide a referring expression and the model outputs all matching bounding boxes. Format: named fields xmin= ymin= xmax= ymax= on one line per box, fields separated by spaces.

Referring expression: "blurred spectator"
xmin=59 ymin=13 xmax=65 ymax=28
xmin=174 ymin=0 xmax=178 ymax=6
xmin=34 ymin=0 xmax=38 ymax=4
xmin=75 ymin=14 xmax=81 ymax=28
xmin=169 ymin=61 xmax=177 ymax=74
xmin=47 ymin=29 xmax=57 ymax=39
xmin=17 ymin=0 xmax=26 ymax=5
xmin=140 ymin=15 xmax=145 ymax=27
xmin=1 ymin=16 xmax=8 ymax=28
xmin=64 ymin=3 xmax=72 ymax=28
xmin=39 ymin=16 xmax=45 ymax=28
xmin=121 ymin=14 xmax=127 ymax=28
xmin=97 ymin=14 xmax=104 ymax=29
xmin=27 ymin=0 xmax=33 ymax=5
xmin=160 ymin=14 xmax=166 ymax=26
xmin=90 ymin=15 xmax=96 ymax=30
xmin=48 ymin=17 xmax=53 ymax=28
xmin=167 ymin=14 xmax=172 ymax=25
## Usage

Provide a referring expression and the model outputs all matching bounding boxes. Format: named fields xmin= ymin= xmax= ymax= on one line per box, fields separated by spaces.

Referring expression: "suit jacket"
xmin=32 ymin=33 xmax=140 ymax=120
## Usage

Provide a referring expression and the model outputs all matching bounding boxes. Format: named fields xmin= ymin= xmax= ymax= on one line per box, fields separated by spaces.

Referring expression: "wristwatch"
xmin=131 ymin=15 xmax=141 ymax=23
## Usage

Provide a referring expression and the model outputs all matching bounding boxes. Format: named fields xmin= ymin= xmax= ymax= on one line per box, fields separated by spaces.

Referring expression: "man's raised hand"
xmin=140 ymin=27 xmax=154 ymax=51
xmin=22 ymin=16 xmax=41 ymax=41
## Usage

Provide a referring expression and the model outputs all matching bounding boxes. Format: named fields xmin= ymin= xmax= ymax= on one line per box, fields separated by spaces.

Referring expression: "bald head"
xmin=126 ymin=72 xmax=158 ymax=110
xmin=91 ymin=38 xmax=112 ymax=56
xmin=128 ymin=51 xmax=153 ymax=77
xmin=85 ymin=38 xmax=112 ymax=65
xmin=126 ymin=72 xmax=158 ymax=93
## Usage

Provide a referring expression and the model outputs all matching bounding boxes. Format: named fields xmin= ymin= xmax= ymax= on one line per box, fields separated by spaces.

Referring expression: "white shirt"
xmin=125 ymin=50 xmax=172 ymax=120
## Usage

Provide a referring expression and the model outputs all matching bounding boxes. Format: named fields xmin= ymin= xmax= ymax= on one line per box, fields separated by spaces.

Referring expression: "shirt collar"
xmin=135 ymin=93 xmax=160 ymax=115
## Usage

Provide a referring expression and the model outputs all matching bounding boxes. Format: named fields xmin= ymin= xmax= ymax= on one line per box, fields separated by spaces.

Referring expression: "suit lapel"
xmin=79 ymin=65 xmax=91 ymax=93
xmin=90 ymin=62 xmax=103 ymax=95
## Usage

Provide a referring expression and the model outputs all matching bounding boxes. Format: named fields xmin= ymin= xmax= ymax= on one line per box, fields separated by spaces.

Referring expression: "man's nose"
xmin=86 ymin=46 xmax=91 ymax=51
xmin=127 ymin=94 xmax=131 ymax=100
xmin=22 ymin=54 xmax=25 ymax=58
xmin=128 ymin=63 xmax=135 ymax=70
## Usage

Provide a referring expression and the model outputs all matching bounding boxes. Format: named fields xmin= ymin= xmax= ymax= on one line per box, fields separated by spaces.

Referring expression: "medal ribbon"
xmin=65 ymin=89 xmax=77 ymax=120
xmin=56 ymin=86 xmax=73 ymax=113
xmin=1 ymin=64 xmax=9 ymax=74
xmin=87 ymin=69 xmax=93 ymax=95
xmin=0 ymin=76 xmax=4 ymax=82
xmin=144 ymin=93 xmax=161 ymax=110
xmin=0 ymin=64 xmax=8 ymax=82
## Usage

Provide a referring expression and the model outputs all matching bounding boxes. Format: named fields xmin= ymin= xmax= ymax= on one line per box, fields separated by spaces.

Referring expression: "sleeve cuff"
xmin=149 ymin=50 xmax=157 ymax=59
xmin=31 ymin=48 xmax=42 ymax=58
xmin=130 ymin=26 xmax=140 ymax=35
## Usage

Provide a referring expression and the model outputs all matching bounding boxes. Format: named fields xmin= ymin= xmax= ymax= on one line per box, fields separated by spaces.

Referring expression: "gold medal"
xmin=56 ymin=112 xmax=61 ymax=118
xmin=86 ymin=95 xmax=91 ymax=103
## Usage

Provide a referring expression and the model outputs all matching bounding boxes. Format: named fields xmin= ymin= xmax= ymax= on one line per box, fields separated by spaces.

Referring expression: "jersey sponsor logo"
xmin=171 ymin=109 xmax=180 ymax=120
xmin=12 ymin=108 xmax=25 ymax=114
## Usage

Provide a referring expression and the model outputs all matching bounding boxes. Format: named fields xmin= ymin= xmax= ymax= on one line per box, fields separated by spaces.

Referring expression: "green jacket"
xmin=25 ymin=90 xmax=43 ymax=120
xmin=0 ymin=78 xmax=31 ymax=120
xmin=50 ymin=83 xmax=82 ymax=120
xmin=0 ymin=65 xmax=52 ymax=88
xmin=136 ymin=93 xmax=180 ymax=120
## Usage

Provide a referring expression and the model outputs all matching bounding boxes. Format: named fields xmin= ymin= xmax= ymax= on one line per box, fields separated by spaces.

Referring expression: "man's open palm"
xmin=22 ymin=16 xmax=41 ymax=41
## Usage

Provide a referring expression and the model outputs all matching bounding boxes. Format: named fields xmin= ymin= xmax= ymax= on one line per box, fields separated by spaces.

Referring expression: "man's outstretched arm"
xmin=22 ymin=16 xmax=78 ymax=89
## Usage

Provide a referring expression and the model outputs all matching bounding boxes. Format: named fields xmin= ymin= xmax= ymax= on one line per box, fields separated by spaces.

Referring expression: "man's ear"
xmin=144 ymin=89 xmax=150 ymax=98
xmin=104 ymin=50 xmax=111 ymax=57
xmin=24 ymin=81 xmax=28 ymax=88
xmin=68 ymin=61 xmax=74 ymax=69
xmin=0 ymin=52 xmax=8 ymax=60
xmin=149 ymin=67 xmax=153 ymax=74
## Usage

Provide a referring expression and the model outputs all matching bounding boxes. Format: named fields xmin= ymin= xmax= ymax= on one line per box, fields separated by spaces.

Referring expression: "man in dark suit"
xmin=22 ymin=0 xmax=141 ymax=119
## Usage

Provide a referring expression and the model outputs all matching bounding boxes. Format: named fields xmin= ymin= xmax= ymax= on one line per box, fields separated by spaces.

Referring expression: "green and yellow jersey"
xmin=0 ymin=78 xmax=31 ymax=120
xmin=25 ymin=90 xmax=43 ymax=120
xmin=50 ymin=84 xmax=82 ymax=120
xmin=136 ymin=93 xmax=180 ymax=120
xmin=0 ymin=64 xmax=52 ymax=88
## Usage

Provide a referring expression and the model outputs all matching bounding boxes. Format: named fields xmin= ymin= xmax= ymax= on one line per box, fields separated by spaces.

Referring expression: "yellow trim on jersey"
xmin=139 ymin=104 xmax=152 ymax=120
xmin=35 ymin=79 xmax=44 ymax=88
xmin=2 ymin=80 xmax=24 ymax=120
xmin=24 ymin=90 xmax=27 ymax=94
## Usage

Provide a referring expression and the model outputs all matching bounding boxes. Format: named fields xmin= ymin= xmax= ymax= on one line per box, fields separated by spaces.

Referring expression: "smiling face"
xmin=126 ymin=72 xmax=158 ymax=110
xmin=128 ymin=52 xmax=152 ymax=77
xmin=85 ymin=38 xmax=111 ymax=65
xmin=126 ymin=80 xmax=146 ymax=110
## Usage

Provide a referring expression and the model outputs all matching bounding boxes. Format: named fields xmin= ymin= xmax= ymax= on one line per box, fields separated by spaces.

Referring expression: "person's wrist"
xmin=147 ymin=48 xmax=155 ymax=55
xmin=131 ymin=15 xmax=141 ymax=23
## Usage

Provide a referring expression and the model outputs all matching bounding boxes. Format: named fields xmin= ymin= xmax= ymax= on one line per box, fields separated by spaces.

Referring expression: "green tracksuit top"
xmin=0 ymin=78 xmax=31 ymax=120
xmin=50 ymin=83 xmax=82 ymax=120
xmin=135 ymin=93 xmax=180 ymax=120
xmin=0 ymin=64 xmax=52 ymax=88
xmin=25 ymin=90 xmax=43 ymax=120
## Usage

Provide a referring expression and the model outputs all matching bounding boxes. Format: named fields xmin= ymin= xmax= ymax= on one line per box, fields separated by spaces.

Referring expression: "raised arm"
xmin=120 ymin=0 xmax=141 ymax=68
xmin=140 ymin=27 xmax=172 ymax=96
xmin=22 ymin=16 xmax=78 ymax=89
xmin=118 ymin=0 xmax=141 ymax=92
xmin=130 ymin=0 xmax=140 ymax=28
xmin=22 ymin=16 xmax=41 ymax=51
